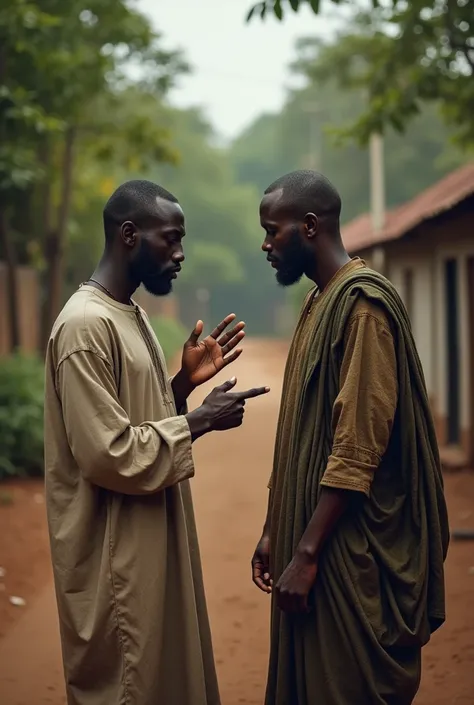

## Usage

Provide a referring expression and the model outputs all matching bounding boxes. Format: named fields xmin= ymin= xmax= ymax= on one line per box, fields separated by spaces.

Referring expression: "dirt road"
xmin=1 ymin=340 xmax=474 ymax=704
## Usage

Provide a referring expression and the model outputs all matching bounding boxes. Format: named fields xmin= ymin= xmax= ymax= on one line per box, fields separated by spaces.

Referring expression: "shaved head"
xmin=260 ymin=170 xmax=347 ymax=288
xmin=264 ymin=170 xmax=341 ymax=228
xmin=100 ymin=179 xmax=185 ymax=298
xmin=103 ymin=179 xmax=179 ymax=243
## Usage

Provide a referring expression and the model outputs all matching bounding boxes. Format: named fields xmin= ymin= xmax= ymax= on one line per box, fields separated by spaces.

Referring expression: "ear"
xmin=121 ymin=221 xmax=138 ymax=248
xmin=303 ymin=212 xmax=319 ymax=239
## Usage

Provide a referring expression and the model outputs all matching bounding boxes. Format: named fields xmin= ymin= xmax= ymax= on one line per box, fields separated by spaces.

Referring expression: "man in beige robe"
xmin=44 ymin=179 xmax=269 ymax=705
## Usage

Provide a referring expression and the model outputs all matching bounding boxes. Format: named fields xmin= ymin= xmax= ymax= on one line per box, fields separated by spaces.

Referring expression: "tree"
xmin=0 ymin=1 xmax=61 ymax=349
xmin=62 ymin=87 xmax=182 ymax=301
xmin=246 ymin=1 xmax=474 ymax=148
xmin=230 ymin=32 xmax=467 ymax=225
xmin=0 ymin=0 xmax=187 ymax=352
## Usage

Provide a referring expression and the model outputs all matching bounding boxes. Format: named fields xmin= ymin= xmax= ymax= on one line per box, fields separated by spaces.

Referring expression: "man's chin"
xmin=143 ymin=279 xmax=172 ymax=297
xmin=276 ymin=270 xmax=303 ymax=287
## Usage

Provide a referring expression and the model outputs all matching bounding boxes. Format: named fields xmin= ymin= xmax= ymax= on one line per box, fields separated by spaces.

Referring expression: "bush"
xmin=0 ymin=355 xmax=45 ymax=480
xmin=150 ymin=316 xmax=187 ymax=364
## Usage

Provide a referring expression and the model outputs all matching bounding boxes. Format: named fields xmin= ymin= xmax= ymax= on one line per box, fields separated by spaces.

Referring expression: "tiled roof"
xmin=342 ymin=162 xmax=474 ymax=253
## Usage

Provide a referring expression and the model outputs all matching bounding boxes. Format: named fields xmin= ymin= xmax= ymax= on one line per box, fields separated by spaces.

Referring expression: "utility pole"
xmin=369 ymin=132 xmax=386 ymax=273
xmin=369 ymin=132 xmax=385 ymax=233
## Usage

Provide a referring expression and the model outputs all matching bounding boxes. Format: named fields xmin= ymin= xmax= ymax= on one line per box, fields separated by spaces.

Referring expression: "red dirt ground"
xmin=0 ymin=341 xmax=473 ymax=704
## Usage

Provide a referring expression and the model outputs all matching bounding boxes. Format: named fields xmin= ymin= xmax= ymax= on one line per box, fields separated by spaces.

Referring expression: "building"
xmin=342 ymin=163 xmax=474 ymax=469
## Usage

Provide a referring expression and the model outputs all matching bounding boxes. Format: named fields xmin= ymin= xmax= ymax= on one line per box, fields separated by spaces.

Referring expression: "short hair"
xmin=264 ymin=170 xmax=341 ymax=225
xmin=103 ymin=179 xmax=178 ymax=241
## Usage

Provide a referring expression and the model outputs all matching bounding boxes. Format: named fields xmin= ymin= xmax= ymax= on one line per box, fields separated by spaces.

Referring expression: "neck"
xmin=90 ymin=252 xmax=137 ymax=305
xmin=307 ymin=241 xmax=351 ymax=291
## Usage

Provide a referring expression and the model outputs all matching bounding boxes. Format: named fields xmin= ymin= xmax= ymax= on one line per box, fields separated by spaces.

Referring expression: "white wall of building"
xmin=387 ymin=251 xmax=435 ymax=398
xmin=380 ymin=219 xmax=474 ymax=446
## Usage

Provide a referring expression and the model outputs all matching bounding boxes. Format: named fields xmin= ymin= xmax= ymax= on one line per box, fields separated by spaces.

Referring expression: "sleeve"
xmin=56 ymin=349 xmax=194 ymax=495
xmin=320 ymin=307 xmax=398 ymax=497
xmin=168 ymin=374 xmax=189 ymax=416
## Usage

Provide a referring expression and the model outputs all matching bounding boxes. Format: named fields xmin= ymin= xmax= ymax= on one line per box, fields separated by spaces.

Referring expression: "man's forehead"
xmin=260 ymin=188 xmax=286 ymax=219
xmin=155 ymin=197 xmax=184 ymax=225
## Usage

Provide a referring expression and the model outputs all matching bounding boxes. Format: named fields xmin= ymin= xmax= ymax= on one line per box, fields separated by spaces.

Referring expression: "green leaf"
xmin=274 ymin=0 xmax=283 ymax=20
xmin=246 ymin=4 xmax=257 ymax=21
xmin=289 ymin=0 xmax=300 ymax=10
xmin=309 ymin=0 xmax=321 ymax=13
xmin=246 ymin=2 xmax=268 ymax=22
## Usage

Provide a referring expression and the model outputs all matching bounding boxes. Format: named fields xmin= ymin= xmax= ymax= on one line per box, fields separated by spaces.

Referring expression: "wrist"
xmin=175 ymin=367 xmax=196 ymax=395
xmin=295 ymin=542 xmax=319 ymax=563
xmin=186 ymin=407 xmax=212 ymax=442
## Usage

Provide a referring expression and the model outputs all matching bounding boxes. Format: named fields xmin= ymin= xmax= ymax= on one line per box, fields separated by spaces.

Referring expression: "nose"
xmin=262 ymin=239 xmax=271 ymax=253
xmin=173 ymin=250 xmax=185 ymax=264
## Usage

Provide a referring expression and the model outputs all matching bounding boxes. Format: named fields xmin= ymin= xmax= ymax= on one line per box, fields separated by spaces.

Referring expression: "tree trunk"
xmin=0 ymin=208 xmax=21 ymax=352
xmin=0 ymin=42 xmax=20 ymax=352
xmin=38 ymin=135 xmax=53 ymax=352
xmin=41 ymin=126 xmax=76 ymax=352
xmin=37 ymin=135 xmax=53 ymax=241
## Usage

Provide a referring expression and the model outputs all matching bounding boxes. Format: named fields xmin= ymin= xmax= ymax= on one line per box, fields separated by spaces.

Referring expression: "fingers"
xmin=254 ymin=576 xmax=272 ymax=593
xmin=252 ymin=562 xmax=272 ymax=594
xmin=275 ymin=587 xmax=308 ymax=614
xmin=236 ymin=386 xmax=270 ymax=400
xmin=218 ymin=376 xmax=238 ymax=392
xmin=222 ymin=349 xmax=243 ymax=367
xmin=218 ymin=322 xmax=246 ymax=352
xmin=221 ymin=330 xmax=246 ymax=356
xmin=188 ymin=320 xmax=204 ymax=345
xmin=265 ymin=574 xmax=274 ymax=589
xmin=209 ymin=313 xmax=236 ymax=340
xmin=276 ymin=588 xmax=297 ymax=613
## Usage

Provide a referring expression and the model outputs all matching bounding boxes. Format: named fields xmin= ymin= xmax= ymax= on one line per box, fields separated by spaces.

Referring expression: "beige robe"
xmin=44 ymin=285 xmax=220 ymax=705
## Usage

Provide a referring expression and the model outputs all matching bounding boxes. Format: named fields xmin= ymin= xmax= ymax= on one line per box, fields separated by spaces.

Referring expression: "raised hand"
xmin=181 ymin=314 xmax=246 ymax=387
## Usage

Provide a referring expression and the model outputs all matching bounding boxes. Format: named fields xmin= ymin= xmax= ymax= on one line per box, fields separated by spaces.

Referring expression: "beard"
xmin=129 ymin=238 xmax=173 ymax=297
xmin=143 ymin=274 xmax=173 ymax=297
xmin=275 ymin=227 xmax=308 ymax=287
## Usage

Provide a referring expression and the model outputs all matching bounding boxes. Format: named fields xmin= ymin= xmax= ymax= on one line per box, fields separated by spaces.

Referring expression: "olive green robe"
xmin=266 ymin=260 xmax=449 ymax=705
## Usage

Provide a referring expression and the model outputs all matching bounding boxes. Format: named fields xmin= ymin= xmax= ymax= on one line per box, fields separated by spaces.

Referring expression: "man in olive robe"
xmin=251 ymin=170 xmax=449 ymax=705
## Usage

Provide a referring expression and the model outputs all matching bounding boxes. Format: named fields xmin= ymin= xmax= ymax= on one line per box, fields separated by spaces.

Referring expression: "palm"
xmin=182 ymin=314 xmax=245 ymax=387
xmin=184 ymin=337 xmax=225 ymax=385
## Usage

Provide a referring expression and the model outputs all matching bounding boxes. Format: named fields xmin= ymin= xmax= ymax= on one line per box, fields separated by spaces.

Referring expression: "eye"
xmin=265 ymin=228 xmax=277 ymax=237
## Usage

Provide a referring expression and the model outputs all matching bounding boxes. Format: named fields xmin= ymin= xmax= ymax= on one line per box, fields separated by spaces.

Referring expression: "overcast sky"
xmin=136 ymin=0 xmax=340 ymax=141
